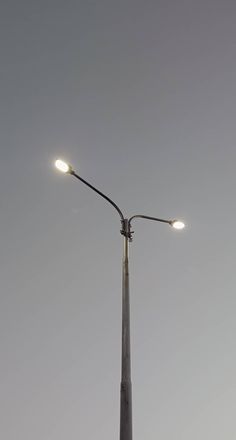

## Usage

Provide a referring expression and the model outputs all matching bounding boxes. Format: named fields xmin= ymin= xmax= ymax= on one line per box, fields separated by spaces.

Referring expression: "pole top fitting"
xmin=120 ymin=219 xmax=133 ymax=241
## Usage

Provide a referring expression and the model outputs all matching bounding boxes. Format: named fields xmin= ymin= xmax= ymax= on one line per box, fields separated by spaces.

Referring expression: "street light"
xmin=55 ymin=159 xmax=73 ymax=174
xmin=171 ymin=220 xmax=185 ymax=230
xmin=54 ymin=158 xmax=186 ymax=440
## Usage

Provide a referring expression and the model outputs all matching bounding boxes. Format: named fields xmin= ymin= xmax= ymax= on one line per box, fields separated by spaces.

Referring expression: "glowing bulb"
xmin=55 ymin=159 xmax=72 ymax=173
xmin=171 ymin=220 xmax=185 ymax=230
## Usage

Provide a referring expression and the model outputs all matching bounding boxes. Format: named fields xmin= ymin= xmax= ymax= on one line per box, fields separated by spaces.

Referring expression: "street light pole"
xmin=120 ymin=219 xmax=132 ymax=440
xmin=54 ymin=159 xmax=185 ymax=440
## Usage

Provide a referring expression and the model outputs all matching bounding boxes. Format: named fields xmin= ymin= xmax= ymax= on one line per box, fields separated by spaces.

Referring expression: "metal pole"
xmin=120 ymin=219 xmax=132 ymax=440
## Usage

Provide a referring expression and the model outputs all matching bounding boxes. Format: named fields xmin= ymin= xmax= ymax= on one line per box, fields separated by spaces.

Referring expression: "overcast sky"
xmin=1 ymin=1 xmax=236 ymax=439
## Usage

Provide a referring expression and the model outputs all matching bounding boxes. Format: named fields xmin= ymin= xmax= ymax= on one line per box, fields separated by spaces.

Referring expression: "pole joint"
xmin=120 ymin=219 xmax=133 ymax=241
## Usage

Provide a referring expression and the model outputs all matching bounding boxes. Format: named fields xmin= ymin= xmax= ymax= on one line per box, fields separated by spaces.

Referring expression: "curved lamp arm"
xmin=127 ymin=215 xmax=171 ymax=241
xmin=71 ymin=170 xmax=125 ymax=222
xmin=129 ymin=215 xmax=172 ymax=228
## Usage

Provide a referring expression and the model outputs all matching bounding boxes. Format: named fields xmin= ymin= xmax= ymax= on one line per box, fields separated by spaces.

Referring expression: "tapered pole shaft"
xmin=120 ymin=219 xmax=132 ymax=440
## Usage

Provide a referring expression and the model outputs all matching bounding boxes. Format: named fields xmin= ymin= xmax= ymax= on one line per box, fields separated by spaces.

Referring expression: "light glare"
xmin=172 ymin=220 xmax=185 ymax=230
xmin=55 ymin=159 xmax=70 ymax=173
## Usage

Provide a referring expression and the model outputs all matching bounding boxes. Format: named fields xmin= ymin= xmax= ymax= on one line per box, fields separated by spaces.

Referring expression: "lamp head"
xmin=171 ymin=219 xmax=185 ymax=230
xmin=54 ymin=159 xmax=73 ymax=174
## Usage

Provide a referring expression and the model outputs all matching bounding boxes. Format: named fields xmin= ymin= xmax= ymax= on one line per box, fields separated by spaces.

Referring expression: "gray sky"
xmin=1 ymin=0 xmax=236 ymax=439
